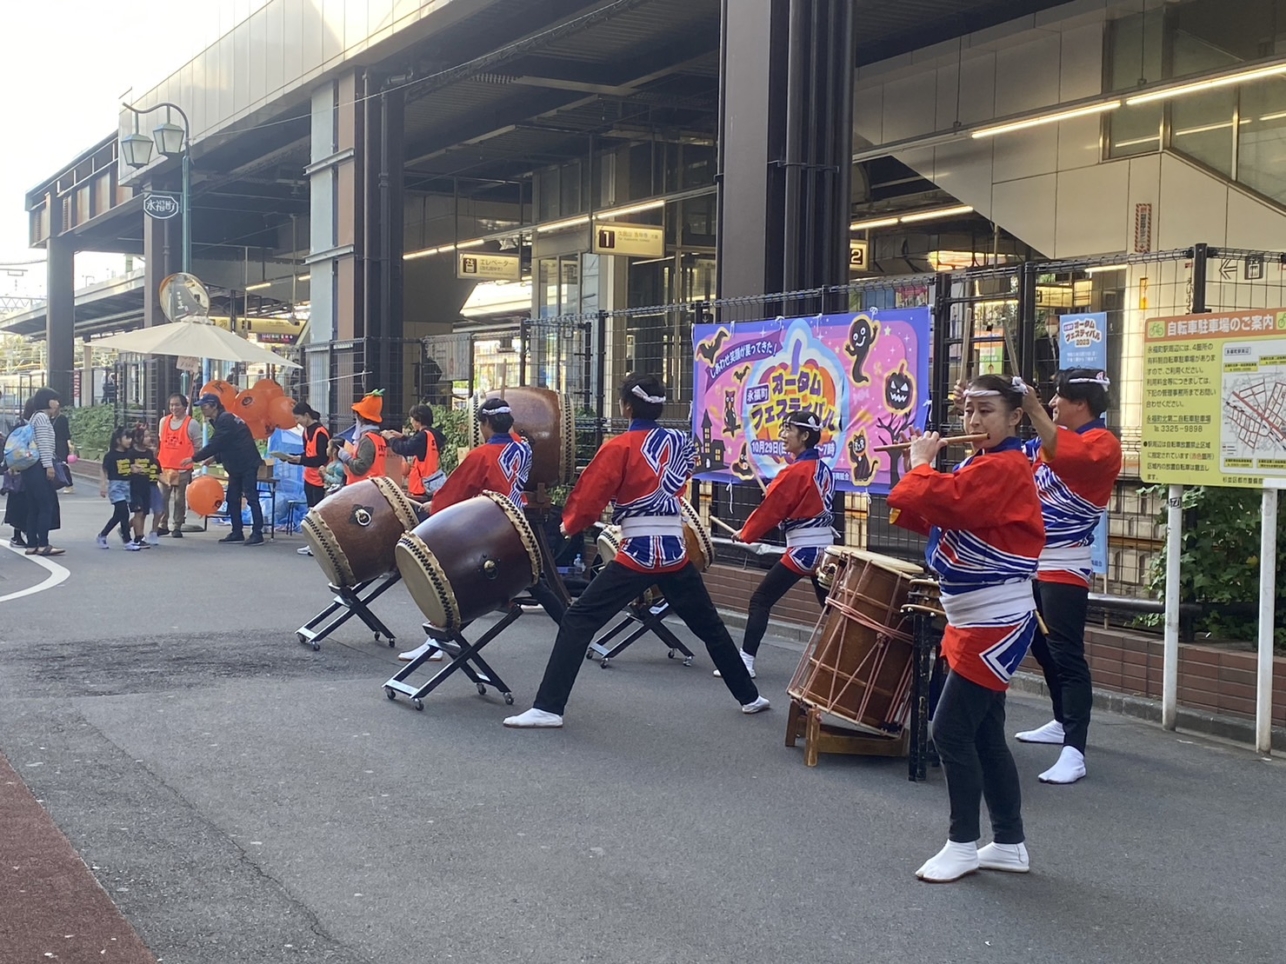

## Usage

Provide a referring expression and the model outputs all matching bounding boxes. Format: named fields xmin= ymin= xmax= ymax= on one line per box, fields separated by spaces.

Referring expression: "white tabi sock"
xmin=1038 ymin=746 xmax=1086 ymax=784
xmin=1015 ymin=719 xmax=1064 ymax=744
xmin=915 ymin=840 xmax=979 ymax=882
xmin=977 ymin=841 xmax=1030 ymax=873
xmin=503 ymin=708 xmax=564 ymax=728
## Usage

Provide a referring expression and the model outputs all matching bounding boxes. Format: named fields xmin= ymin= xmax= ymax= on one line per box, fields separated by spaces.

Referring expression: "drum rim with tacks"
xmin=395 ymin=491 xmax=541 ymax=630
xmin=816 ymin=545 xmax=922 ymax=591
xmin=301 ymin=477 xmax=421 ymax=587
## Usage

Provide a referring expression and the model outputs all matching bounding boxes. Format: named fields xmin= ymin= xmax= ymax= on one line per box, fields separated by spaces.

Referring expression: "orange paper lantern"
xmin=268 ymin=395 xmax=298 ymax=431
xmin=245 ymin=415 xmax=271 ymax=441
xmin=199 ymin=380 xmax=238 ymax=411
xmin=186 ymin=475 xmax=226 ymax=517
xmin=233 ymin=389 xmax=268 ymax=425
xmin=253 ymin=378 xmax=284 ymax=399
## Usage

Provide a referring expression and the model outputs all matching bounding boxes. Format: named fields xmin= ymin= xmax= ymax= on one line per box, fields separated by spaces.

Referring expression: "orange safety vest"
xmin=343 ymin=431 xmax=388 ymax=483
xmin=406 ymin=431 xmax=441 ymax=497
xmin=302 ymin=423 xmax=328 ymax=488
xmin=158 ymin=415 xmax=195 ymax=471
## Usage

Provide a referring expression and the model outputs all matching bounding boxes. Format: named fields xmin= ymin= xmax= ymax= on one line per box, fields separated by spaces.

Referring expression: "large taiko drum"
xmin=816 ymin=544 xmax=921 ymax=592
xmin=395 ymin=492 xmax=542 ymax=631
xmin=595 ymin=499 xmax=714 ymax=573
xmin=470 ymin=387 xmax=575 ymax=489
xmin=788 ymin=548 xmax=923 ymax=734
xmin=301 ymin=477 xmax=421 ymax=588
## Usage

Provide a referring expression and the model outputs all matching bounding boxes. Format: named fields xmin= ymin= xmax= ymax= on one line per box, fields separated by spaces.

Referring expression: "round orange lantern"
xmin=199 ymin=379 xmax=238 ymax=411
xmin=233 ymin=389 xmax=269 ymax=425
xmin=253 ymin=378 xmax=285 ymax=399
xmin=268 ymin=395 xmax=298 ymax=431
xmin=187 ymin=475 xmax=226 ymax=517
xmin=244 ymin=415 xmax=270 ymax=441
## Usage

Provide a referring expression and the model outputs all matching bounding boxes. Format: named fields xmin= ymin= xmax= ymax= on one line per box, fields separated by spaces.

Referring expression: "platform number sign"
xmin=849 ymin=241 xmax=868 ymax=272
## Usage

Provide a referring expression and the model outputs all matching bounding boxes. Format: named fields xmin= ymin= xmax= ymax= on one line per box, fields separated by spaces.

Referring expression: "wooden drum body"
xmin=395 ymin=492 xmax=541 ymax=630
xmin=470 ymin=387 xmax=575 ymax=489
xmin=301 ymin=477 xmax=421 ymax=587
xmin=789 ymin=549 xmax=923 ymax=734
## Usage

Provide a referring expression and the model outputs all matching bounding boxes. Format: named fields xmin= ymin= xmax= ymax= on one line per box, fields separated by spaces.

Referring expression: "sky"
xmin=0 ymin=1 xmax=269 ymax=292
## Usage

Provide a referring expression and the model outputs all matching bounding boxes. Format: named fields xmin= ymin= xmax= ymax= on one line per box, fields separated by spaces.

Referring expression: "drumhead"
xmin=597 ymin=526 xmax=621 ymax=566
xmin=679 ymin=498 xmax=714 ymax=572
xmin=480 ymin=491 xmax=543 ymax=584
xmin=301 ymin=513 xmax=354 ymax=587
xmin=821 ymin=545 xmax=922 ymax=576
xmin=395 ymin=532 xmax=460 ymax=629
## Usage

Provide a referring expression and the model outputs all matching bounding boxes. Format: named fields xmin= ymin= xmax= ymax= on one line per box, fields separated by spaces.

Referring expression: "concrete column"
xmin=44 ymin=187 xmax=76 ymax=409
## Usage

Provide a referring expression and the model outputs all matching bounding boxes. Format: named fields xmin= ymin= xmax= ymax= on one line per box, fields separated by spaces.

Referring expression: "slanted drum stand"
xmin=585 ymin=597 xmax=696 ymax=667
xmin=296 ymin=572 xmax=401 ymax=651
xmin=384 ymin=603 xmax=523 ymax=711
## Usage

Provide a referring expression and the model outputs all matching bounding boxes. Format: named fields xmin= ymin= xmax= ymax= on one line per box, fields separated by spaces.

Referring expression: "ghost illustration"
xmin=844 ymin=313 xmax=878 ymax=385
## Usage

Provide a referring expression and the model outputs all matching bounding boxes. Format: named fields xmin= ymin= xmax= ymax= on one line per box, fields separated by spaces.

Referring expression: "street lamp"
xmin=120 ymin=103 xmax=192 ymax=274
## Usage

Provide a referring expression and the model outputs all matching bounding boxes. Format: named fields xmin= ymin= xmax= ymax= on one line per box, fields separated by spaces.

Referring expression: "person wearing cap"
xmin=720 ymin=408 xmax=834 ymax=681
xmin=331 ymin=391 xmax=388 ymax=484
xmin=183 ymin=393 xmax=265 ymax=546
xmin=504 ymin=373 xmax=768 ymax=730
xmin=1013 ymin=369 xmax=1122 ymax=785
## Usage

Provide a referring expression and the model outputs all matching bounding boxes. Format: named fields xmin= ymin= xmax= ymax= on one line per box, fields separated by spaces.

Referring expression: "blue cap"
xmin=196 ymin=393 xmax=222 ymax=408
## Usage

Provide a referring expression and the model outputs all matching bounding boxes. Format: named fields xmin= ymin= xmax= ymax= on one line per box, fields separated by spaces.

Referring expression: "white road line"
xmin=0 ymin=541 xmax=71 ymax=602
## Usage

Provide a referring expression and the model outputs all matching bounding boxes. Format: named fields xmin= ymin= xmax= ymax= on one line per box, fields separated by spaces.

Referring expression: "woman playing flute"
xmin=718 ymin=410 xmax=834 ymax=680
xmin=887 ymin=374 xmax=1045 ymax=882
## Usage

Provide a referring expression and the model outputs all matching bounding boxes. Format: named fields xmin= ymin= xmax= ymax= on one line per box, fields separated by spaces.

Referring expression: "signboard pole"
xmin=1162 ymin=485 xmax=1183 ymax=730
xmin=1257 ymin=481 xmax=1283 ymax=754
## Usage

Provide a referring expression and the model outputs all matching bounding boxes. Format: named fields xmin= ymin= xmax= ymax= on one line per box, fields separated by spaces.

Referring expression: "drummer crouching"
xmin=504 ymin=374 xmax=769 ymax=729
xmin=886 ymin=374 xmax=1045 ymax=883
xmin=721 ymin=409 xmax=834 ymax=680
xmin=397 ymin=398 xmax=568 ymax=664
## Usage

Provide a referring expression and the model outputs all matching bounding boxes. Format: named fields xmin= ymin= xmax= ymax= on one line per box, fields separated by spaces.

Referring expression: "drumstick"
xmin=873 ymin=434 xmax=989 ymax=454
xmin=708 ymin=516 xmax=742 ymax=539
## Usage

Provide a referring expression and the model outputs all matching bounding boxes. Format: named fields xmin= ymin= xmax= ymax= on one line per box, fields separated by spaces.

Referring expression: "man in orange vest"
xmin=330 ymin=390 xmax=388 ymax=484
xmin=156 ymin=393 xmax=201 ymax=539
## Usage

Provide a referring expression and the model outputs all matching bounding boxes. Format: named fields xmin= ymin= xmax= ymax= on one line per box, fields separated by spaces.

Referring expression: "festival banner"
xmin=1058 ymin=312 xmax=1109 ymax=574
xmin=691 ymin=309 xmax=930 ymax=494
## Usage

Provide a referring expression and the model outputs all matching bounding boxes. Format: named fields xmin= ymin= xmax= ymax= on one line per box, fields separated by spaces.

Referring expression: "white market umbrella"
xmin=93 ymin=321 xmax=301 ymax=368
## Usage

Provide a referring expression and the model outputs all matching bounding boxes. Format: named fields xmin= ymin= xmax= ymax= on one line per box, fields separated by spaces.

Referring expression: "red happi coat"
xmin=431 ymin=435 xmax=531 ymax=512
xmin=739 ymin=449 xmax=834 ymax=575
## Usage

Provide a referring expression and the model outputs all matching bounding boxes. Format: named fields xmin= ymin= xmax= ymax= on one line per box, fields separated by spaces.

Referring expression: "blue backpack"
xmin=3 ymin=423 xmax=39 ymax=472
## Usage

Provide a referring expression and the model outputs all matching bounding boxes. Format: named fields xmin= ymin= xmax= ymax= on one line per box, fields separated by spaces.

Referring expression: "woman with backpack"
xmin=15 ymin=388 xmax=64 ymax=556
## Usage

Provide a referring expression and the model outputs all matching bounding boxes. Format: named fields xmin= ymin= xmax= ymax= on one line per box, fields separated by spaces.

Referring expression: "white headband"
xmin=631 ymin=384 xmax=666 ymax=405
xmin=964 ymin=377 xmax=1029 ymax=399
xmin=1066 ymin=372 xmax=1111 ymax=388
xmin=787 ymin=413 xmax=823 ymax=431
xmin=483 ymin=404 xmax=512 ymax=415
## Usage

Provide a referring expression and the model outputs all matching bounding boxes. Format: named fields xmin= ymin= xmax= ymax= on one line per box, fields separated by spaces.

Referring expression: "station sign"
xmin=592 ymin=222 xmax=665 ymax=258
xmin=144 ymin=193 xmax=181 ymax=220
xmin=849 ymin=240 xmax=869 ymax=272
xmin=457 ymin=252 xmax=521 ymax=282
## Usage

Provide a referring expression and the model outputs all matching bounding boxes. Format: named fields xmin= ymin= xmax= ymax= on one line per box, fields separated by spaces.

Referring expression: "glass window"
xmin=1107 ymin=9 xmax=1164 ymax=157
xmin=1237 ymin=77 xmax=1286 ymax=202
xmin=560 ymin=161 xmax=583 ymax=217
xmin=1171 ymin=88 xmax=1237 ymax=175
xmin=538 ymin=167 xmax=559 ymax=222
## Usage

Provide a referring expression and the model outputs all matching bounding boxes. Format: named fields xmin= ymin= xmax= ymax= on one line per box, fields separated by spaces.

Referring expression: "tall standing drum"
xmin=470 ymin=387 xmax=575 ymax=488
xmin=595 ymin=499 xmax=714 ymax=573
xmin=788 ymin=549 xmax=923 ymax=734
xmin=301 ymin=477 xmax=421 ymax=588
xmin=395 ymin=492 xmax=542 ymax=630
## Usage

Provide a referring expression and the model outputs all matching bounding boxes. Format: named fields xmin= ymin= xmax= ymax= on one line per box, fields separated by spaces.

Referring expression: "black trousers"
xmin=21 ymin=466 xmax=56 ymax=549
xmin=304 ymin=482 xmax=326 ymax=508
xmin=743 ymin=561 xmax=826 ymax=656
xmin=527 ymin=573 xmax=568 ymax=624
xmin=533 ymin=560 xmax=759 ymax=715
xmin=1030 ymin=581 xmax=1093 ymax=753
xmin=931 ymin=670 xmax=1024 ymax=845
xmin=225 ymin=469 xmax=264 ymax=536
xmin=100 ymin=501 xmax=131 ymax=540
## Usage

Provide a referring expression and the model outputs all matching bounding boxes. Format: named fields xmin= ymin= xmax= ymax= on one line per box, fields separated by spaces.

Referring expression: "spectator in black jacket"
xmin=183 ymin=393 xmax=265 ymax=546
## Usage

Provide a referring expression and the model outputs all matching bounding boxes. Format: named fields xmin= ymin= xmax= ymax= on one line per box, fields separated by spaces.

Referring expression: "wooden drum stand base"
xmin=785 ymin=700 xmax=909 ymax=766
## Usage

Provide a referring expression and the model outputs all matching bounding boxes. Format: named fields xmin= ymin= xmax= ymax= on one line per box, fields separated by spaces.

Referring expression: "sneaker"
xmin=156 ymin=527 xmax=170 ymax=536
xmin=124 ymin=541 xmax=142 ymax=552
xmin=120 ymin=533 xmax=131 ymax=545
xmin=96 ymin=535 xmax=109 ymax=549
xmin=977 ymin=841 xmax=1030 ymax=873
xmin=398 ymin=641 xmax=445 ymax=662
xmin=297 ymin=546 xmax=313 ymax=556
xmin=171 ymin=529 xmax=183 ymax=539
xmin=10 ymin=533 xmax=26 ymax=548
xmin=145 ymin=532 xmax=160 ymax=546
xmin=243 ymin=533 xmax=265 ymax=547
xmin=741 ymin=696 xmax=771 ymax=714
xmin=219 ymin=533 xmax=245 ymax=544
xmin=503 ymin=708 xmax=564 ymax=728
xmin=1015 ymin=720 xmax=1065 ymax=744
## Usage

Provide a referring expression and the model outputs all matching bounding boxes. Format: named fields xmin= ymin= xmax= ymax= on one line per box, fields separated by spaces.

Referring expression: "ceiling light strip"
xmin=972 ymin=100 xmax=1121 ymax=139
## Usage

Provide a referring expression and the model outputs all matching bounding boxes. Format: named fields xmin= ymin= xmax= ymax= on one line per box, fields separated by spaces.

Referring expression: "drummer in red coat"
xmin=721 ymin=409 xmax=834 ymax=680
xmin=504 ymin=373 xmax=768 ymax=729
xmin=887 ymin=374 xmax=1045 ymax=883
xmin=398 ymin=398 xmax=567 ymax=662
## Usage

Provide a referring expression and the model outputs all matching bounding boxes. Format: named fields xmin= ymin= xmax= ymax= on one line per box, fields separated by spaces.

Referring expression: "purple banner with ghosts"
xmin=691 ymin=308 xmax=931 ymax=494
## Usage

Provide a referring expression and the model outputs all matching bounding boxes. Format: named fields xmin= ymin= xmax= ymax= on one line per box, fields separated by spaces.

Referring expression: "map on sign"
xmin=1220 ymin=341 xmax=1286 ymax=474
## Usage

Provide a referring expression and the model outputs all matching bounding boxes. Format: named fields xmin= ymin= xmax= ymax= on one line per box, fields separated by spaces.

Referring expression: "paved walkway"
xmin=0 ymin=489 xmax=1283 ymax=963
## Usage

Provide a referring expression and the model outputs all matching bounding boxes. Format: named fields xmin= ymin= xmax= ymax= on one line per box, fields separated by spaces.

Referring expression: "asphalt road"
xmin=1 ymin=488 xmax=1283 ymax=964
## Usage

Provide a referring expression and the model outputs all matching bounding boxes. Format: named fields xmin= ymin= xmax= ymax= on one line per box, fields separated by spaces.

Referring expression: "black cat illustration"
xmin=722 ymin=389 xmax=741 ymax=436
xmin=848 ymin=430 xmax=878 ymax=485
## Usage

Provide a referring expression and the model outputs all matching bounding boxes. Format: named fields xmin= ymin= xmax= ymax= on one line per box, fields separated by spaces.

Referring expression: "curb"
xmin=718 ymin=606 xmax=1284 ymax=754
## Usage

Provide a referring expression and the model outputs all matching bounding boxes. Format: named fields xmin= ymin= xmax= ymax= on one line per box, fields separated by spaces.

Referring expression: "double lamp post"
xmin=119 ymin=103 xmax=192 ymax=274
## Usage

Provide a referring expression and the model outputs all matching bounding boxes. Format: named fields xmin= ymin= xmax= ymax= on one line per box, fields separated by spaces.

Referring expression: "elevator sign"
xmin=457 ymin=252 xmax=521 ymax=281
xmin=592 ymin=222 xmax=664 ymax=258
